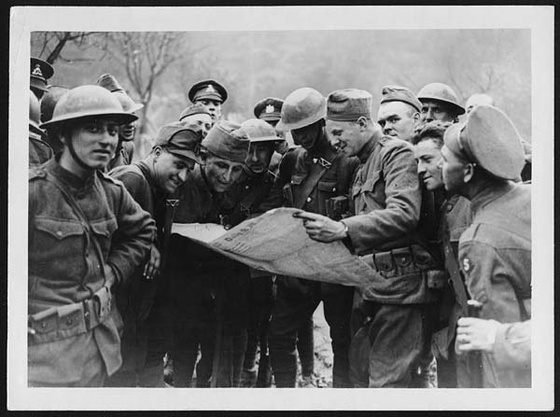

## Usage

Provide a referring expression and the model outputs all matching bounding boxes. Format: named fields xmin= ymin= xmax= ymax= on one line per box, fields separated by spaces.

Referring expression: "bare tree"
xmin=31 ymin=32 xmax=102 ymax=64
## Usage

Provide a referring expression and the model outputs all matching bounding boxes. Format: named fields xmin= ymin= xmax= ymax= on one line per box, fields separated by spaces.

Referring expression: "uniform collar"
xmin=47 ymin=157 xmax=96 ymax=193
xmin=357 ymin=130 xmax=383 ymax=163
xmin=470 ymin=180 xmax=515 ymax=215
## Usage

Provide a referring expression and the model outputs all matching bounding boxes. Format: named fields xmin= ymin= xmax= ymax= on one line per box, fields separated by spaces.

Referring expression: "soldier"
xmin=188 ymin=79 xmax=228 ymax=124
xmin=97 ymin=73 xmax=144 ymax=170
xmin=417 ymin=82 xmax=465 ymax=124
xmin=163 ymin=120 xmax=250 ymax=388
xmin=295 ymin=89 xmax=442 ymax=388
xmin=440 ymin=105 xmax=531 ymax=387
xmin=28 ymin=85 xmax=155 ymax=387
xmin=219 ymin=118 xmax=284 ymax=388
xmin=254 ymin=97 xmax=290 ymax=172
xmin=30 ymin=57 xmax=54 ymax=100
xmin=265 ymin=87 xmax=359 ymax=388
xmin=40 ymin=85 xmax=69 ymax=155
xmin=411 ymin=121 xmax=473 ymax=388
xmin=178 ymin=103 xmax=213 ymax=137
xmin=29 ymin=90 xmax=53 ymax=166
xmin=377 ymin=85 xmax=422 ymax=142
xmin=106 ymin=122 xmax=203 ymax=387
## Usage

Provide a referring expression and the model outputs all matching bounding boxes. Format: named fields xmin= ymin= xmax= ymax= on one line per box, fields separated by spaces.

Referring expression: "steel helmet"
xmin=40 ymin=86 xmax=70 ymax=123
xmin=241 ymin=118 xmax=282 ymax=143
xmin=276 ymin=87 xmax=326 ymax=131
xmin=417 ymin=82 xmax=465 ymax=116
xmin=40 ymin=85 xmax=138 ymax=129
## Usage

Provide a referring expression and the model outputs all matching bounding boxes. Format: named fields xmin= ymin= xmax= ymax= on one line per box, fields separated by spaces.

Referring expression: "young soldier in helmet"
xmin=188 ymin=79 xmax=228 ymax=124
xmin=417 ymin=82 xmax=465 ymax=124
xmin=295 ymin=88 xmax=442 ymax=388
xmin=263 ymin=87 xmax=359 ymax=388
xmin=28 ymin=85 xmax=155 ymax=387
xmin=106 ymin=122 xmax=203 ymax=387
xmin=97 ymin=73 xmax=144 ymax=170
xmin=440 ymin=105 xmax=531 ymax=387
xmin=161 ymin=121 xmax=250 ymax=388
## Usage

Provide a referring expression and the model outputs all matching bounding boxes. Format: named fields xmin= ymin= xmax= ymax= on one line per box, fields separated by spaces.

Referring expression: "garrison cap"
xmin=201 ymin=120 xmax=249 ymax=163
xmin=417 ymin=82 xmax=465 ymax=116
xmin=189 ymin=79 xmax=228 ymax=104
xmin=30 ymin=57 xmax=54 ymax=93
xmin=97 ymin=73 xmax=144 ymax=113
xmin=465 ymin=93 xmax=495 ymax=113
xmin=241 ymin=118 xmax=283 ymax=143
xmin=327 ymin=89 xmax=372 ymax=121
xmin=179 ymin=103 xmax=212 ymax=122
xmin=154 ymin=121 xmax=203 ymax=164
xmin=443 ymin=105 xmax=525 ymax=180
xmin=380 ymin=85 xmax=422 ymax=113
xmin=254 ymin=97 xmax=284 ymax=122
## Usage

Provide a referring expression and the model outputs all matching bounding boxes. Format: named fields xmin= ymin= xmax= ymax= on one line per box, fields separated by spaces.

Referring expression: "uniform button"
xmin=66 ymin=317 xmax=73 ymax=325
xmin=306 ymin=197 xmax=312 ymax=203
xmin=57 ymin=231 xmax=63 ymax=237
xmin=332 ymin=187 xmax=336 ymax=192
xmin=401 ymin=257 xmax=407 ymax=263
xmin=41 ymin=322 xmax=46 ymax=328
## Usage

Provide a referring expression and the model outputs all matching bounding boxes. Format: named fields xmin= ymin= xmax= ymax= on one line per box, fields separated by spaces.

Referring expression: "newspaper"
xmin=171 ymin=207 xmax=383 ymax=287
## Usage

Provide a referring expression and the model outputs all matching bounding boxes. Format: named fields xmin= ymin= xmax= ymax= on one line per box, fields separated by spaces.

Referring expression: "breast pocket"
xmin=317 ymin=180 xmax=338 ymax=197
xmin=353 ymin=170 xmax=385 ymax=212
xmin=90 ymin=217 xmax=118 ymax=255
xmin=33 ymin=217 xmax=84 ymax=246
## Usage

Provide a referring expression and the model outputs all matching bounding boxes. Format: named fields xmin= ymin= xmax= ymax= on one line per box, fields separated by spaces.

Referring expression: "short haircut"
xmin=410 ymin=120 xmax=452 ymax=147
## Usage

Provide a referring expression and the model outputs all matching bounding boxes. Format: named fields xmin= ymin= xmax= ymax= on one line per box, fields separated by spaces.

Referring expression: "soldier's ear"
xmin=356 ymin=116 xmax=368 ymax=130
xmin=463 ymin=162 xmax=476 ymax=183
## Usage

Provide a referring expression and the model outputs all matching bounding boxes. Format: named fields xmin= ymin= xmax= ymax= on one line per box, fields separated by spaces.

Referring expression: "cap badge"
xmin=206 ymin=84 xmax=216 ymax=93
xmin=32 ymin=64 xmax=43 ymax=77
xmin=265 ymin=104 xmax=274 ymax=114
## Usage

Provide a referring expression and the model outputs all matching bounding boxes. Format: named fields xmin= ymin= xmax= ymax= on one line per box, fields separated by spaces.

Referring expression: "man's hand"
xmin=293 ymin=211 xmax=348 ymax=243
xmin=143 ymin=245 xmax=161 ymax=280
xmin=455 ymin=317 xmax=501 ymax=355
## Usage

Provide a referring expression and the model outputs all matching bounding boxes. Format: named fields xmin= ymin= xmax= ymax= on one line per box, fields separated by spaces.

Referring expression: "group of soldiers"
xmin=27 ymin=55 xmax=532 ymax=389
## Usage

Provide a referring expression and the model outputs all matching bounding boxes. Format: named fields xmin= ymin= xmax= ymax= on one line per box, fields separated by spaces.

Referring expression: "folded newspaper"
xmin=171 ymin=207 xmax=384 ymax=288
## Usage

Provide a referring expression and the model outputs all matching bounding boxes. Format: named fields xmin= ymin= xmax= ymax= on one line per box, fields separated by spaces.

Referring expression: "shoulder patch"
xmin=462 ymin=257 xmax=471 ymax=273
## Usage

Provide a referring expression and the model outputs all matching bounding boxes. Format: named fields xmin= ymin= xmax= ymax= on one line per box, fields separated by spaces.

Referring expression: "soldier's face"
xmin=63 ymin=118 xmax=120 ymax=172
xmin=154 ymin=149 xmax=195 ymax=194
xmin=119 ymin=120 xmax=137 ymax=142
xmin=291 ymin=122 xmax=321 ymax=149
xmin=196 ymin=99 xmax=222 ymax=123
xmin=414 ymin=138 xmax=443 ymax=191
xmin=246 ymin=142 xmax=275 ymax=174
xmin=440 ymin=145 xmax=467 ymax=194
xmin=420 ymin=100 xmax=455 ymax=124
xmin=377 ymin=101 xmax=419 ymax=142
xmin=180 ymin=113 xmax=213 ymax=138
xmin=326 ymin=119 xmax=366 ymax=157
xmin=204 ymin=154 xmax=245 ymax=193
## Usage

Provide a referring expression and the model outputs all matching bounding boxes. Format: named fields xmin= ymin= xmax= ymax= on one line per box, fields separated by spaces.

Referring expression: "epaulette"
xmin=29 ymin=165 xmax=47 ymax=181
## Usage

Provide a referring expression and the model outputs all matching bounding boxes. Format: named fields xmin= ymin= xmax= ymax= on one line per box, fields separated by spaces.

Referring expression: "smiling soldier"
xmin=107 ymin=122 xmax=203 ymax=387
xmin=28 ymin=85 xmax=155 ymax=387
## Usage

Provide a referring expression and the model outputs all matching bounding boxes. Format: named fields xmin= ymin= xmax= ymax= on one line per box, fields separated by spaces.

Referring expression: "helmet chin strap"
xmin=66 ymin=131 xmax=111 ymax=171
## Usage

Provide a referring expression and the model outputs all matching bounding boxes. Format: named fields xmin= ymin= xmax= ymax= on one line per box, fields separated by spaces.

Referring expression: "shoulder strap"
xmin=442 ymin=232 xmax=470 ymax=314
xmin=293 ymin=153 xmax=338 ymax=209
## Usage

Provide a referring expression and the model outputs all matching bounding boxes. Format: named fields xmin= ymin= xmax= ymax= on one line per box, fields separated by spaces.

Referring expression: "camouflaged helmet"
xmin=241 ymin=118 xmax=282 ymax=143
xmin=417 ymin=82 xmax=465 ymax=116
xmin=275 ymin=87 xmax=326 ymax=131
xmin=40 ymin=85 xmax=138 ymax=129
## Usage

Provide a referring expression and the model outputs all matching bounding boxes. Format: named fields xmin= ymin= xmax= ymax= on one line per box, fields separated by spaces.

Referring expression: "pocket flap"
xmin=90 ymin=218 xmax=118 ymax=237
xmin=317 ymin=180 xmax=337 ymax=193
xmin=34 ymin=217 xmax=83 ymax=240
xmin=290 ymin=174 xmax=305 ymax=185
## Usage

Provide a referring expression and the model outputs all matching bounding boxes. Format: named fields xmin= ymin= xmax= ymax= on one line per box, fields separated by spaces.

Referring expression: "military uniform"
xmin=106 ymin=161 xmax=167 ymax=386
xmin=29 ymin=135 xmax=53 ymax=166
xmin=342 ymin=131 xmax=440 ymax=388
xmin=266 ymin=132 xmax=359 ymax=388
xmin=458 ymin=181 xmax=531 ymax=387
xmin=28 ymin=158 xmax=154 ymax=386
xmin=442 ymin=104 xmax=531 ymax=388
